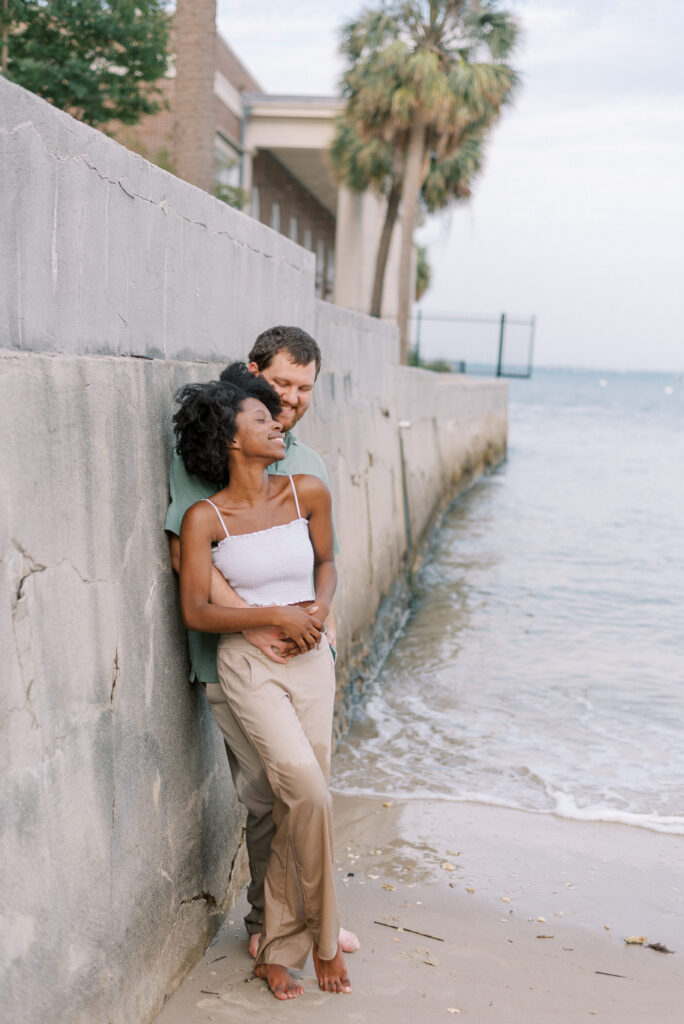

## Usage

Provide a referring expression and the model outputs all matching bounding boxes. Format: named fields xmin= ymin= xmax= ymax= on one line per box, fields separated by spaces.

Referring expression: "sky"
xmin=217 ymin=1 xmax=684 ymax=372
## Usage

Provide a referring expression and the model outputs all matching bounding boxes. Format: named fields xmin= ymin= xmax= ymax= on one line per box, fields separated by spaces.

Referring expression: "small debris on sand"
xmin=646 ymin=942 xmax=675 ymax=954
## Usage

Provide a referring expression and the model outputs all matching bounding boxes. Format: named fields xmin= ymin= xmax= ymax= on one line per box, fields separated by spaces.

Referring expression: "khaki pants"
xmin=202 ymin=683 xmax=275 ymax=936
xmin=216 ymin=632 xmax=340 ymax=970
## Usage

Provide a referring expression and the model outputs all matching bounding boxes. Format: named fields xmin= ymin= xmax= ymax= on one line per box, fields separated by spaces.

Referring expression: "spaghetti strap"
xmin=289 ymin=475 xmax=303 ymax=519
xmin=202 ymin=498 xmax=230 ymax=538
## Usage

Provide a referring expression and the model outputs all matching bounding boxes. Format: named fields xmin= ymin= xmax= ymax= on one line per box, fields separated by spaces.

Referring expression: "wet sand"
xmin=155 ymin=794 xmax=682 ymax=1022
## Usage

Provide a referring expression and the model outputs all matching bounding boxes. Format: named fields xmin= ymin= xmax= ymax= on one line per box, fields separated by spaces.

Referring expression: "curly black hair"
xmin=173 ymin=364 xmax=281 ymax=485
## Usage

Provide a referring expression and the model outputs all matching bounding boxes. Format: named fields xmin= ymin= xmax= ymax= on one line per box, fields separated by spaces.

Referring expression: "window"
xmin=289 ymin=216 xmax=298 ymax=244
xmin=213 ymin=135 xmax=240 ymax=190
xmin=251 ymin=185 xmax=260 ymax=221
xmin=303 ymin=228 xmax=312 ymax=251
xmin=271 ymin=202 xmax=281 ymax=233
xmin=213 ymin=135 xmax=242 ymax=207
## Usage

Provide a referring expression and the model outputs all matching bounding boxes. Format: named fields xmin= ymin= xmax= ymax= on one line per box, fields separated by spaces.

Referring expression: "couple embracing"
xmin=165 ymin=326 xmax=357 ymax=1000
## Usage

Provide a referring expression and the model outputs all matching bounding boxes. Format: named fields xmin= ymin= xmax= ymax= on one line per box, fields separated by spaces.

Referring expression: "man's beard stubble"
xmin=278 ymin=405 xmax=298 ymax=430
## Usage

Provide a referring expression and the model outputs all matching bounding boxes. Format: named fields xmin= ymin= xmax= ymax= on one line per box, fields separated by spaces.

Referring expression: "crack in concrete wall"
xmin=9 ymin=542 xmax=46 ymax=725
xmin=0 ymin=120 xmax=309 ymax=274
xmin=110 ymin=650 xmax=119 ymax=706
xmin=11 ymin=541 xmax=47 ymax=604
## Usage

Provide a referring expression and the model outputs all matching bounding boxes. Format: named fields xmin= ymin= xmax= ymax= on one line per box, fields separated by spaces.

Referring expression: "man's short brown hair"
xmin=248 ymin=325 xmax=321 ymax=378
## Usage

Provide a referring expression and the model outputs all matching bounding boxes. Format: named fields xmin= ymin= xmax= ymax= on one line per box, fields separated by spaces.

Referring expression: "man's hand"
xmin=242 ymin=625 xmax=295 ymax=665
xmin=255 ymin=603 xmax=338 ymax=662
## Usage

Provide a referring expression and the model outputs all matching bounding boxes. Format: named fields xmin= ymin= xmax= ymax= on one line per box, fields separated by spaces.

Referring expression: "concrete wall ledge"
xmin=0 ymin=77 xmax=507 ymax=1024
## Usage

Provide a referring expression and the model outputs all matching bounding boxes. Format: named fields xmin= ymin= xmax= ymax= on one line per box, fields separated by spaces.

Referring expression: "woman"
xmin=174 ymin=371 xmax=351 ymax=1000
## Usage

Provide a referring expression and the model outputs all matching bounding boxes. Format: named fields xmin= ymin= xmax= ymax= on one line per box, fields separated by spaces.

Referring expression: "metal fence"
xmin=411 ymin=310 xmax=536 ymax=378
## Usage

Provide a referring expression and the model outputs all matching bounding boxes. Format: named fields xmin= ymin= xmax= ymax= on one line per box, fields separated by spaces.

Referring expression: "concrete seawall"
xmin=0 ymin=78 xmax=506 ymax=1024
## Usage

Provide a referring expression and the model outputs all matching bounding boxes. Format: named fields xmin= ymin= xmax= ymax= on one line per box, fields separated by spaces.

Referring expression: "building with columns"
xmin=112 ymin=2 xmax=403 ymax=321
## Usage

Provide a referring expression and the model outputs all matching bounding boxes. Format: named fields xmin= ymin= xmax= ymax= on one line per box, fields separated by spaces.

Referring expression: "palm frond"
xmin=339 ymin=7 xmax=399 ymax=62
xmin=464 ymin=3 xmax=520 ymax=61
xmin=329 ymin=117 xmax=395 ymax=192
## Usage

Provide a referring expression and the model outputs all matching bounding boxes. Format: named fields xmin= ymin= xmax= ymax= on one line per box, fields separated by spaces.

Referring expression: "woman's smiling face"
xmin=233 ymin=397 xmax=286 ymax=460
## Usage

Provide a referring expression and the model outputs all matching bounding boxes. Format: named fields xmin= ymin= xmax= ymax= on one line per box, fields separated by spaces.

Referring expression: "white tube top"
xmin=203 ymin=477 xmax=315 ymax=606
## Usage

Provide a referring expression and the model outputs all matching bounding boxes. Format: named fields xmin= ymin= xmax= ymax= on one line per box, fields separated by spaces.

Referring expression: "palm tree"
xmin=422 ymin=130 xmax=484 ymax=212
xmin=330 ymin=115 xmax=485 ymax=317
xmin=337 ymin=1 xmax=519 ymax=362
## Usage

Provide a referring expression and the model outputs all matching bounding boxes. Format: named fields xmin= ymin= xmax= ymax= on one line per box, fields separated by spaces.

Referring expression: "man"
xmin=165 ymin=325 xmax=359 ymax=958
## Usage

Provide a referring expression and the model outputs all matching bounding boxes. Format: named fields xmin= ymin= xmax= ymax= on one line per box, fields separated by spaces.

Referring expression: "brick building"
xmin=113 ymin=0 xmax=401 ymax=317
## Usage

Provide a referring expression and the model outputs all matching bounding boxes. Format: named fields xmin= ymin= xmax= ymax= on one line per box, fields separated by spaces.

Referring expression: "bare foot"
xmin=254 ymin=963 xmax=304 ymax=1000
xmin=339 ymin=926 xmax=361 ymax=953
xmin=249 ymin=927 xmax=359 ymax=958
xmin=312 ymin=943 xmax=352 ymax=994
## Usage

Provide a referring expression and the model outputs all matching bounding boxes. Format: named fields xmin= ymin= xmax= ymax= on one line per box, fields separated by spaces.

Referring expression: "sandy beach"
xmin=155 ymin=794 xmax=682 ymax=1022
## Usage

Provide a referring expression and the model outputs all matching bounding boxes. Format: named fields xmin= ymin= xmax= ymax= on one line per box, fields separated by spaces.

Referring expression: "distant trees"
xmin=333 ymin=1 xmax=520 ymax=363
xmin=1 ymin=0 xmax=169 ymax=127
xmin=415 ymin=245 xmax=431 ymax=301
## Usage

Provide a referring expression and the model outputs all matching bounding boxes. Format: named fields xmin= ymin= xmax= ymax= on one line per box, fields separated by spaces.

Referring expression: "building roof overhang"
xmin=243 ymin=93 xmax=344 ymax=215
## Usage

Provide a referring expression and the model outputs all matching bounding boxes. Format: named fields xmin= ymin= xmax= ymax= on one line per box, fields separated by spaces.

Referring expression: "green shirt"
xmin=165 ymin=432 xmax=338 ymax=683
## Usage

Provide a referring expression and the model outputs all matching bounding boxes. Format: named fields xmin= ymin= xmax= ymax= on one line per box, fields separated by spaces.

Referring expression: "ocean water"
xmin=332 ymin=369 xmax=684 ymax=835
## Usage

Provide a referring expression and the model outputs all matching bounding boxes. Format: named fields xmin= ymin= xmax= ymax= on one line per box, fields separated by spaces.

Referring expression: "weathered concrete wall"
xmin=0 ymin=353 xmax=248 ymax=1024
xmin=393 ymin=364 xmax=507 ymax=560
xmin=0 ymin=78 xmax=506 ymax=1024
xmin=0 ymin=78 xmax=315 ymax=360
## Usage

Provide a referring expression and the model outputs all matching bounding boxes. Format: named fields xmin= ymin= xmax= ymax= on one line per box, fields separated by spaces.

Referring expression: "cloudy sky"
xmin=217 ymin=1 xmax=684 ymax=372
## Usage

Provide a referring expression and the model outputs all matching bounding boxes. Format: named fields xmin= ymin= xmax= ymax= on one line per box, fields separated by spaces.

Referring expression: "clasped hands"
xmin=243 ymin=601 xmax=330 ymax=664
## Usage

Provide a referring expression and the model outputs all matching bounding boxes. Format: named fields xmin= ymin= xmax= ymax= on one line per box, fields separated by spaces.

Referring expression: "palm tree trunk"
xmin=397 ymin=119 xmax=426 ymax=364
xmin=370 ymin=180 xmax=401 ymax=318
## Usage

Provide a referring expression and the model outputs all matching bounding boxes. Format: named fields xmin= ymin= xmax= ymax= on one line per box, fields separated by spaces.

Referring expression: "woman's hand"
xmin=275 ymin=606 xmax=325 ymax=653
xmin=303 ymin=601 xmax=330 ymax=626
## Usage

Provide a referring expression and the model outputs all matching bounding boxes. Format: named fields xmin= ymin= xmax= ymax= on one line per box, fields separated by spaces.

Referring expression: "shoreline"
xmin=329 ymin=787 xmax=684 ymax=838
xmin=155 ymin=794 xmax=682 ymax=1022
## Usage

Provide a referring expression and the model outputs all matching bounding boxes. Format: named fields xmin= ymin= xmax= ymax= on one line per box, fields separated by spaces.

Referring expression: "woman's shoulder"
xmin=290 ymin=474 xmax=331 ymax=513
xmin=181 ymin=495 xmax=224 ymax=532
xmin=291 ymin=473 xmax=329 ymax=495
